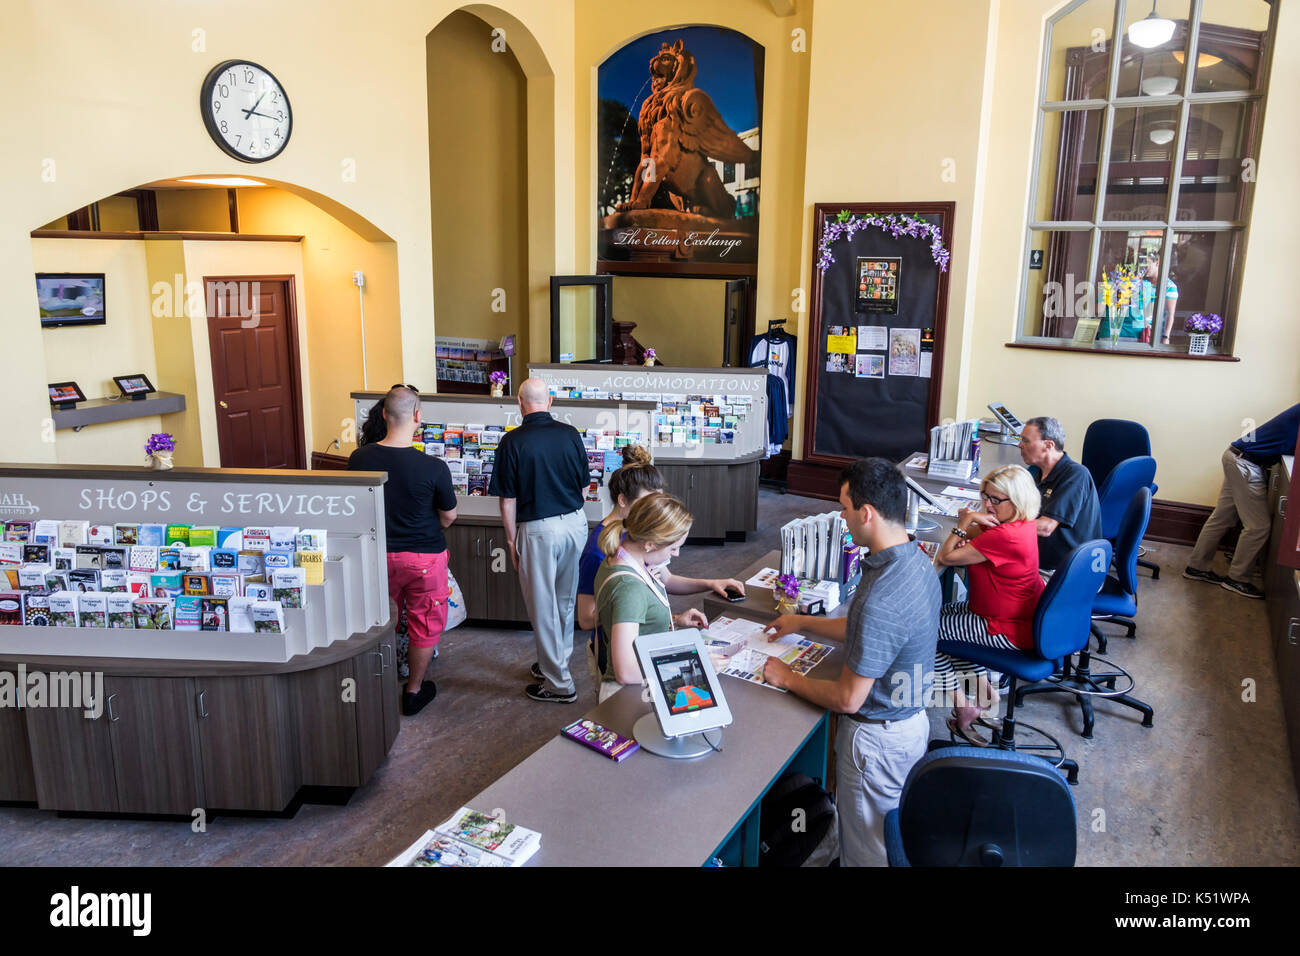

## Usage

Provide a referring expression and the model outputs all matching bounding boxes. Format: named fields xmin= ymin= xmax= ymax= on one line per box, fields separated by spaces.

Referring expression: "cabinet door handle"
xmin=1272 ymin=472 xmax=1279 ymax=491
xmin=196 ymin=691 xmax=208 ymax=719
xmin=476 ymin=537 xmax=482 ymax=557
xmin=1281 ymin=496 xmax=1288 ymax=517
xmin=689 ymin=474 xmax=695 ymax=490
xmin=107 ymin=693 xmax=119 ymax=723
xmin=373 ymin=649 xmax=385 ymax=677
xmin=1290 ymin=619 xmax=1298 ymax=646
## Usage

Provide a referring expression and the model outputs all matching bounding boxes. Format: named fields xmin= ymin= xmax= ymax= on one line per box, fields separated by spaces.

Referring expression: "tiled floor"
xmin=2 ymin=487 xmax=1297 ymax=865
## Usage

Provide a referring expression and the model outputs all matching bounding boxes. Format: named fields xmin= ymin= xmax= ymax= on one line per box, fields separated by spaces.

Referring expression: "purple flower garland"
xmin=816 ymin=212 xmax=951 ymax=273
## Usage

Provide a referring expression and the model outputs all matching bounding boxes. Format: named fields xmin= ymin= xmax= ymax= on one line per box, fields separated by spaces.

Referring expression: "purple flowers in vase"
xmin=1185 ymin=313 xmax=1223 ymax=336
xmin=489 ymin=371 xmax=508 ymax=386
xmin=144 ymin=433 xmax=175 ymax=456
xmin=776 ymin=573 xmax=800 ymax=600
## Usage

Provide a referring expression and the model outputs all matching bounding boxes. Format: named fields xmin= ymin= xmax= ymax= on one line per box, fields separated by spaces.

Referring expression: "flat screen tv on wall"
xmin=36 ymin=273 xmax=106 ymax=328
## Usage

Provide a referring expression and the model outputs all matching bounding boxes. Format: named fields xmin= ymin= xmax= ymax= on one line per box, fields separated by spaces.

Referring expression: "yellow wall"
xmin=1 ymin=0 xmax=576 ymax=464
xmin=962 ymin=0 xmax=1300 ymax=504
xmin=235 ymin=188 xmax=402 ymax=455
xmin=427 ymin=12 xmax=530 ymax=360
xmin=796 ymin=0 xmax=996 ymax=457
xmin=144 ymin=240 xmax=205 ymax=466
xmin=35 ymin=238 xmax=163 ymax=464
xmin=613 ymin=276 xmax=726 ymax=368
xmin=572 ymin=0 xmax=813 ymax=374
xmin=179 ymin=240 xmax=308 ymax=467
xmin=156 ymin=188 xmax=233 ymax=232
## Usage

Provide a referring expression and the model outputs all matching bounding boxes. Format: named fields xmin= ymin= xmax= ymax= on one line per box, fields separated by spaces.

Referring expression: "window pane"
xmin=1094 ymin=230 xmax=1165 ymax=344
xmin=1034 ymin=108 xmax=1104 ymax=222
xmin=1026 ymin=230 xmax=1093 ymax=338
xmin=1045 ymin=0 xmax=1116 ymax=102
xmin=1103 ymin=105 xmax=1177 ymax=220
xmin=1177 ymin=101 xmax=1254 ymax=221
xmin=1163 ymin=230 xmax=1239 ymax=349
xmin=1118 ymin=0 xmax=1191 ymax=98
xmin=1192 ymin=1 xmax=1270 ymax=93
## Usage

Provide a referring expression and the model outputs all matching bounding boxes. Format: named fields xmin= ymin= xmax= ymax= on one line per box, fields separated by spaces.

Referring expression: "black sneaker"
xmin=1183 ymin=566 xmax=1224 ymax=584
xmin=402 ymin=680 xmax=437 ymax=716
xmin=1221 ymin=578 xmax=1264 ymax=599
xmin=530 ymin=662 xmax=543 ymax=681
xmin=525 ymin=682 xmax=576 ymax=704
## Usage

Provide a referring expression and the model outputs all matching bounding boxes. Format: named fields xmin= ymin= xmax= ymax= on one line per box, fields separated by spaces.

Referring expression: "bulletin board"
xmin=802 ymin=202 xmax=954 ymax=465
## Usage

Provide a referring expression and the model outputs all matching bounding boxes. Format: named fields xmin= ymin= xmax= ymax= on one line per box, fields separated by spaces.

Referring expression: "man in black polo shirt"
xmin=489 ymin=378 xmax=590 ymax=702
xmin=1186 ymin=402 xmax=1300 ymax=598
xmin=348 ymin=385 xmax=458 ymax=716
xmin=1019 ymin=416 xmax=1102 ymax=572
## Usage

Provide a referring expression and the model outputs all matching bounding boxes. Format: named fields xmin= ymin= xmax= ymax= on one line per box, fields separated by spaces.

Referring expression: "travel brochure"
xmin=387 ymin=807 xmax=542 ymax=868
xmin=703 ymin=615 xmax=835 ymax=693
xmin=0 ymin=519 xmax=325 ymax=633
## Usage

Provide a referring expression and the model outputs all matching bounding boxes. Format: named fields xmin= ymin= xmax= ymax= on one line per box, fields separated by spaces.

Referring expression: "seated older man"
xmin=1017 ymin=416 xmax=1102 ymax=573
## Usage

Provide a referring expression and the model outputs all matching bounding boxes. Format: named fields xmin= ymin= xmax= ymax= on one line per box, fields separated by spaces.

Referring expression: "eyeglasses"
xmin=981 ymin=491 xmax=1010 ymax=506
xmin=391 ymin=383 xmax=419 ymax=395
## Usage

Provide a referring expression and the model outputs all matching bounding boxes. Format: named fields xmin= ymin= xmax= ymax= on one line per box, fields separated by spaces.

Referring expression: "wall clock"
xmin=200 ymin=60 xmax=292 ymax=163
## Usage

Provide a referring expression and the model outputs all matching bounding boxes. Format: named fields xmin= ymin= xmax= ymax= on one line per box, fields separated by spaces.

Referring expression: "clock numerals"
xmin=203 ymin=61 xmax=290 ymax=162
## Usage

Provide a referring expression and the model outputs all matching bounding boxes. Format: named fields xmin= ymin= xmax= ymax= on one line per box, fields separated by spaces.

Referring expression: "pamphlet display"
xmin=353 ymin=392 xmax=657 ymax=520
xmin=525 ymin=364 xmax=768 ymax=462
xmin=703 ymin=615 xmax=834 ymax=692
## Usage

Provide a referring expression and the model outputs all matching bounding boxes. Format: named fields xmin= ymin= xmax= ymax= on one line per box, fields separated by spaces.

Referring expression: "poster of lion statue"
xmin=597 ymin=27 xmax=763 ymax=269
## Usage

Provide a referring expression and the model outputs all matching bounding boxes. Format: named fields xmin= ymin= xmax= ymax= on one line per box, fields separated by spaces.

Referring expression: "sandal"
xmin=947 ymin=716 xmax=990 ymax=747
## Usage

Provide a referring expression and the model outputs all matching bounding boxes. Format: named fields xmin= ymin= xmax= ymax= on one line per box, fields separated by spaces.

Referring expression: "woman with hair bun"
xmin=574 ymin=445 xmax=744 ymax=634
xmin=590 ymin=492 xmax=709 ymax=702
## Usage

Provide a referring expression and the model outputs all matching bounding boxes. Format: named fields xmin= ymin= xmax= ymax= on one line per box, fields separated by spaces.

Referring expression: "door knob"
xmin=219 ymin=400 xmax=228 ymax=409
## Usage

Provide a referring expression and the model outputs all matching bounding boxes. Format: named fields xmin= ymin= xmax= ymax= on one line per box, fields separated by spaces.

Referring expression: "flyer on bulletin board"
xmin=826 ymin=325 xmax=857 ymax=354
xmin=856 ymin=325 xmax=887 ymax=351
xmin=855 ymin=353 xmax=885 ymax=379
xmin=888 ymin=328 xmax=920 ymax=376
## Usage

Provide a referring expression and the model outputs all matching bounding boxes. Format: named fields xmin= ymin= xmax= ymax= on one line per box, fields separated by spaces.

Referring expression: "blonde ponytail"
xmin=597 ymin=518 xmax=626 ymax=557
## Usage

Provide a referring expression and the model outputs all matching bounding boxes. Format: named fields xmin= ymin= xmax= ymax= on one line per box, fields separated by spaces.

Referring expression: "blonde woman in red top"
xmin=933 ymin=464 xmax=1045 ymax=745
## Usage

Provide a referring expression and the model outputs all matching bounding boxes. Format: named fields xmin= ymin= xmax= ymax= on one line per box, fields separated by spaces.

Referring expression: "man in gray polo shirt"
xmin=764 ymin=457 xmax=940 ymax=866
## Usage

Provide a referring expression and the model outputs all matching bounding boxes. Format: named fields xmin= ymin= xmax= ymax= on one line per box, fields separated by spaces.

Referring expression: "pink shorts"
xmin=387 ymin=551 xmax=450 ymax=649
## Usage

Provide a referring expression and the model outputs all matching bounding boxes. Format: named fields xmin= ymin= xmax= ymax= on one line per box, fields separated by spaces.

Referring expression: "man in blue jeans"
xmin=763 ymin=458 xmax=940 ymax=866
xmin=1186 ymin=403 xmax=1300 ymax=598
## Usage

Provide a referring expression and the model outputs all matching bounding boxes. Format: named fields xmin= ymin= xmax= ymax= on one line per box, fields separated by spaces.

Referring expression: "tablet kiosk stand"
xmin=632 ymin=713 xmax=719 ymax=759
xmin=906 ymin=490 xmax=940 ymax=534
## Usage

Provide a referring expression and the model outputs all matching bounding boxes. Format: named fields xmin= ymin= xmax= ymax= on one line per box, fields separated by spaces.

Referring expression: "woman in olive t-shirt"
xmin=592 ymin=493 xmax=708 ymax=702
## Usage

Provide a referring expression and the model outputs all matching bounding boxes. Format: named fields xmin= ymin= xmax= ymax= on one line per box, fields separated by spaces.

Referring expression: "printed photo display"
xmin=856 ymin=257 xmax=901 ymax=314
xmin=888 ymin=327 xmax=921 ymax=377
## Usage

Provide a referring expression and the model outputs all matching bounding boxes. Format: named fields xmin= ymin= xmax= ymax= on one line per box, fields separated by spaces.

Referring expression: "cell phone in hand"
xmin=724 ymin=587 xmax=745 ymax=602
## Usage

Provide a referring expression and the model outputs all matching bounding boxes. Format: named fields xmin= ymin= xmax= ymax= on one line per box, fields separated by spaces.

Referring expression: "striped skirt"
xmin=933 ymin=601 xmax=1019 ymax=695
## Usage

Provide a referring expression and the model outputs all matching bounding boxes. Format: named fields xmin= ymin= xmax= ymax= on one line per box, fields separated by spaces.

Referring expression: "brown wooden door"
xmin=206 ymin=276 xmax=306 ymax=469
xmin=0 ymin=671 xmax=37 ymax=802
xmin=194 ymin=675 xmax=297 ymax=811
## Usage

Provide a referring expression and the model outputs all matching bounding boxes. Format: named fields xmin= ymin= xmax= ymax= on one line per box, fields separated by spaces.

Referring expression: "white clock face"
xmin=202 ymin=60 xmax=292 ymax=162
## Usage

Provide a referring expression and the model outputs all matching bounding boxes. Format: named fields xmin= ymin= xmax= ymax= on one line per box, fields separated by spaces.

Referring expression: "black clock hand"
xmin=248 ymin=110 xmax=278 ymax=120
xmin=242 ymin=91 xmax=267 ymax=119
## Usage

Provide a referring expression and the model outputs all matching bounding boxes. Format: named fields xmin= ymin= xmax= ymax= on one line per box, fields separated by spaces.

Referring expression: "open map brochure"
xmin=386 ymin=807 xmax=542 ymax=867
xmin=703 ymin=615 xmax=835 ymax=693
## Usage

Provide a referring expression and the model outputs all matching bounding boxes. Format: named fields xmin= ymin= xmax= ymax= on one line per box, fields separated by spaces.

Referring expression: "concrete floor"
xmin=2 ymin=487 xmax=1297 ymax=865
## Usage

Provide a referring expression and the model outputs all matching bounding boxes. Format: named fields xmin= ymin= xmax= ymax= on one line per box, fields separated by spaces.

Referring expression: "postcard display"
xmin=351 ymin=393 xmax=659 ymax=520
xmin=0 ymin=465 xmax=390 ymax=663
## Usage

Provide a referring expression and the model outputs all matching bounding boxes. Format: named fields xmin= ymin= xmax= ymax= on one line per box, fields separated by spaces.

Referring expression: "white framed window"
xmin=1017 ymin=0 xmax=1278 ymax=357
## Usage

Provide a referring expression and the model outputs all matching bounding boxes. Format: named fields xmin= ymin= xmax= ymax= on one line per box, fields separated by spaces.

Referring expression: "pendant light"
xmin=1129 ymin=1 xmax=1176 ymax=48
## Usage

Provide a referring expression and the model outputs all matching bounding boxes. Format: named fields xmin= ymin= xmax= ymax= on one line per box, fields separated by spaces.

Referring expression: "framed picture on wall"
xmin=596 ymin=26 xmax=764 ymax=274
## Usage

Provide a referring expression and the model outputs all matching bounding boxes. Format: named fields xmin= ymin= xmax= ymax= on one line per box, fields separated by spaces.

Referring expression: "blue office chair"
xmin=883 ymin=746 xmax=1077 ymax=866
xmin=935 ymin=539 xmax=1113 ymax=785
xmin=1083 ymin=420 xmax=1160 ymax=579
xmin=1018 ymin=488 xmax=1156 ymax=739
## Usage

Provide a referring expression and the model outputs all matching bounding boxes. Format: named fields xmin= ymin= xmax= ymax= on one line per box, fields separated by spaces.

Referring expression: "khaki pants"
xmin=517 ymin=509 xmax=587 ymax=695
xmin=834 ymin=710 xmax=929 ymax=867
xmin=1189 ymin=446 xmax=1271 ymax=582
